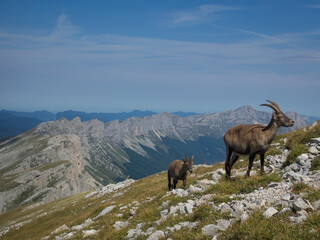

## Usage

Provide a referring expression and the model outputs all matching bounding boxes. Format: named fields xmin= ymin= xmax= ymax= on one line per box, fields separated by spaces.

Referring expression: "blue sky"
xmin=0 ymin=0 xmax=319 ymax=116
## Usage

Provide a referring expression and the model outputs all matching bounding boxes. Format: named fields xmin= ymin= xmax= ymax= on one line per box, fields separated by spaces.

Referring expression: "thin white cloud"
xmin=305 ymin=5 xmax=320 ymax=9
xmin=170 ymin=4 xmax=245 ymax=26
xmin=0 ymin=14 xmax=320 ymax=90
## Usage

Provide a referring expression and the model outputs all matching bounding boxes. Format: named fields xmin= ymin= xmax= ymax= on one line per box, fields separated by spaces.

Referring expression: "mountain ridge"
xmin=0 ymin=105 xmax=316 ymax=214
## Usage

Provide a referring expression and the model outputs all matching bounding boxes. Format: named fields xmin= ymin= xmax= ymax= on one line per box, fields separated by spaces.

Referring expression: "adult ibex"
xmin=168 ymin=155 xmax=194 ymax=190
xmin=224 ymin=100 xmax=294 ymax=180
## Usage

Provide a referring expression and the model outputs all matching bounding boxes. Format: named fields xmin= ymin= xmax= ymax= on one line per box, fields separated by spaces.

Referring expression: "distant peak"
xmin=71 ymin=116 xmax=81 ymax=122
xmin=57 ymin=117 xmax=67 ymax=121
xmin=235 ymin=105 xmax=255 ymax=111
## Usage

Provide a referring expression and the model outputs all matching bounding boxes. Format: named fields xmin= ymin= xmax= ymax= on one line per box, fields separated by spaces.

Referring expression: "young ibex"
xmin=224 ymin=100 xmax=294 ymax=180
xmin=168 ymin=155 xmax=194 ymax=191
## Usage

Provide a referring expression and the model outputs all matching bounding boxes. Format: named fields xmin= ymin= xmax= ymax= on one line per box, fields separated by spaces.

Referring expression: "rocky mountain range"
xmin=0 ymin=110 xmax=199 ymax=141
xmin=0 ymin=105 xmax=315 ymax=213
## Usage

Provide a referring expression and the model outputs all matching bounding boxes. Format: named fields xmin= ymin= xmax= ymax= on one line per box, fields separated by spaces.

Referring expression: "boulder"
xmin=309 ymin=146 xmax=319 ymax=155
xmin=293 ymin=198 xmax=313 ymax=212
xmin=310 ymin=137 xmax=320 ymax=145
xmin=146 ymin=230 xmax=165 ymax=240
xmin=215 ymin=219 xmax=231 ymax=231
xmin=263 ymin=207 xmax=278 ymax=218
xmin=201 ymin=224 xmax=217 ymax=236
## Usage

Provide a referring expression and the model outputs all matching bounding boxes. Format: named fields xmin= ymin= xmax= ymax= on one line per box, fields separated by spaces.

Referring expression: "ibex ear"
xmin=182 ymin=157 xmax=186 ymax=162
xmin=190 ymin=155 xmax=194 ymax=161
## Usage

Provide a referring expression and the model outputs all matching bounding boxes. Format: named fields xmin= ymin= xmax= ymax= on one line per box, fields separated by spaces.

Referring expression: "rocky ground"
xmin=1 ymin=126 xmax=319 ymax=239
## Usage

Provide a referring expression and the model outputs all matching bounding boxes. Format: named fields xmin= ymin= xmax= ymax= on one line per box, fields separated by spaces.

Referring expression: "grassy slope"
xmin=0 ymin=121 xmax=319 ymax=240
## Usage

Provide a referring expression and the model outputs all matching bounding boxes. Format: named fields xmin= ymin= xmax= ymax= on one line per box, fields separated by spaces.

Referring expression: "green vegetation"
xmin=311 ymin=156 xmax=320 ymax=171
xmin=206 ymin=173 xmax=281 ymax=196
xmin=47 ymin=175 xmax=59 ymax=188
xmin=221 ymin=210 xmax=320 ymax=240
xmin=10 ymin=186 xmax=36 ymax=210
xmin=282 ymin=143 xmax=308 ymax=168
xmin=0 ymin=175 xmax=21 ymax=192
xmin=282 ymin=120 xmax=320 ymax=168
xmin=36 ymin=160 xmax=70 ymax=172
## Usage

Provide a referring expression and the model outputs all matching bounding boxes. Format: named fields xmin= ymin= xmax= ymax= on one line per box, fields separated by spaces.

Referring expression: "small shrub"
xmin=292 ymin=182 xmax=311 ymax=194
xmin=265 ymin=146 xmax=282 ymax=156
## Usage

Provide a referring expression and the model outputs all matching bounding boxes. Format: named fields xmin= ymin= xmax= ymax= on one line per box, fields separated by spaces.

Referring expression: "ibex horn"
xmin=260 ymin=103 xmax=279 ymax=113
xmin=266 ymin=100 xmax=280 ymax=112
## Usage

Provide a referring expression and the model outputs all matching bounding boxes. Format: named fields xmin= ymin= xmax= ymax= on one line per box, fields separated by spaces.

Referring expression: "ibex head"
xmin=183 ymin=154 xmax=194 ymax=173
xmin=260 ymin=100 xmax=294 ymax=127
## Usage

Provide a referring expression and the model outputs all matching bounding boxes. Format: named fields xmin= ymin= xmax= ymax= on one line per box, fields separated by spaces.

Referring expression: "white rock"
xmin=263 ymin=207 xmax=278 ymax=218
xmin=172 ymin=188 xmax=189 ymax=197
xmin=211 ymin=173 xmax=222 ymax=181
xmin=216 ymin=168 xmax=226 ymax=175
xmin=95 ymin=205 xmax=116 ymax=218
xmin=162 ymin=200 xmax=170 ymax=208
xmin=71 ymin=218 xmax=93 ymax=231
xmin=218 ymin=203 xmax=232 ymax=213
xmin=170 ymin=205 xmax=178 ymax=214
xmin=281 ymin=194 xmax=291 ymax=201
xmin=202 ymin=224 xmax=217 ymax=236
xmin=184 ymin=203 xmax=193 ymax=214
xmin=188 ymin=184 xmax=204 ymax=193
xmin=312 ymin=199 xmax=320 ymax=210
xmin=310 ymin=137 xmax=320 ymax=145
xmin=147 ymin=230 xmax=165 ymax=240
xmin=289 ymin=215 xmax=307 ymax=224
xmin=216 ymin=219 xmax=231 ymax=231
xmin=279 ymin=207 xmax=291 ymax=214
xmin=309 ymin=146 xmax=319 ymax=155
xmin=82 ymin=229 xmax=98 ymax=237
xmin=293 ymin=198 xmax=312 ymax=212
xmin=179 ymin=221 xmax=198 ymax=229
xmin=113 ymin=221 xmax=129 ymax=230
xmin=160 ymin=209 xmax=169 ymax=218
xmin=240 ymin=212 xmax=250 ymax=223
xmin=126 ymin=229 xmax=137 ymax=238
xmin=146 ymin=227 xmax=155 ymax=235
xmin=297 ymin=210 xmax=309 ymax=217
xmin=51 ymin=224 xmax=70 ymax=235
xmin=297 ymin=154 xmax=309 ymax=163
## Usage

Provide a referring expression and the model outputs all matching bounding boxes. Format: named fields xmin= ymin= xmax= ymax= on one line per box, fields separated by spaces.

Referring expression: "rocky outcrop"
xmin=0 ymin=132 xmax=99 ymax=213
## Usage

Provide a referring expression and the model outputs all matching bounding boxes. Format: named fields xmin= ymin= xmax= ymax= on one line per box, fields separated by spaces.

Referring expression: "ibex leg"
xmin=245 ymin=154 xmax=255 ymax=177
xmin=260 ymin=153 xmax=265 ymax=174
xmin=225 ymin=147 xmax=233 ymax=180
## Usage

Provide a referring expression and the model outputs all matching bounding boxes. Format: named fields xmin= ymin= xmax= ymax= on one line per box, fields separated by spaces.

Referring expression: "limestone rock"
xmin=293 ymin=198 xmax=312 ymax=212
xmin=147 ymin=230 xmax=165 ymax=240
xmin=82 ymin=229 xmax=98 ymax=237
xmin=51 ymin=224 xmax=70 ymax=235
xmin=114 ymin=221 xmax=129 ymax=230
xmin=263 ymin=207 xmax=278 ymax=218
xmin=95 ymin=205 xmax=116 ymax=218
